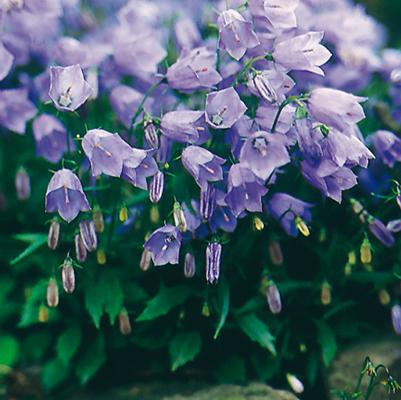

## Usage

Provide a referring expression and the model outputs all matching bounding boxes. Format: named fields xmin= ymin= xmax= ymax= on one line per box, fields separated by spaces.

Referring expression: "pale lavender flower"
xmin=144 ymin=225 xmax=182 ymax=266
xmin=225 ymin=164 xmax=268 ymax=217
xmin=370 ymin=130 xmax=401 ymax=168
xmin=262 ymin=0 xmax=299 ymax=30
xmin=272 ymin=32 xmax=331 ymax=76
xmin=0 ymin=42 xmax=14 ymax=81
xmin=368 ymin=218 xmax=395 ymax=247
xmin=45 ymin=169 xmax=90 ymax=223
xmin=308 ymin=88 xmax=366 ymax=133
xmin=217 ymin=9 xmax=259 ymax=61
xmin=206 ymin=241 xmax=222 ymax=284
xmin=182 ymin=145 xmax=225 ymax=189
xmin=49 ymin=65 xmax=92 ymax=112
xmin=205 ymin=87 xmax=247 ymax=129
xmin=256 ymin=102 xmax=295 ymax=134
xmin=174 ymin=18 xmax=201 ymax=50
xmin=54 ymin=37 xmax=88 ymax=68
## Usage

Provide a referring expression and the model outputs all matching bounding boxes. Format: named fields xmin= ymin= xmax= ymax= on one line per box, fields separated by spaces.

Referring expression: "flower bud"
xmin=286 ymin=373 xmax=304 ymax=394
xmin=150 ymin=205 xmax=160 ymax=224
xmin=202 ymin=301 xmax=210 ymax=317
xmin=391 ymin=304 xmax=401 ymax=335
xmin=93 ymin=206 xmax=104 ymax=233
xmin=149 ymin=171 xmax=164 ymax=203
xmin=268 ymin=240 xmax=283 ymax=266
xmin=200 ymin=185 xmax=216 ymax=221
xmin=119 ymin=308 xmax=132 ymax=336
xmin=47 ymin=219 xmax=60 ymax=250
xmin=360 ymin=238 xmax=372 ymax=265
xmin=61 ymin=257 xmax=75 ymax=294
xmin=140 ymin=248 xmax=152 ymax=271
xmin=253 ymin=216 xmax=264 ymax=231
xmin=265 ymin=282 xmax=282 ymax=314
xmin=348 ymin=251 xmax=356 ymax=265
xmin=46 ymin=277 xmax=59 ymax=308
xmin=379 ymin=289 xmax=391 ymax=305
xmin=79 ymin=220 xmax=98 ymax=252
xmin=15 ymin=167 xmax=30 ymax=201
xmin=321 ymin=281 xmax=331 ymax=306
xmin=253 ymin=73 xmax=276 ymax=102
xmin=295 ymin=216 xmax=310 ymax=237
xmin=206 ymin=242 xmax=222 ymax=284
xmin=119 ymin=206 xmax=129 ymax=222
xmin=173 ymin=201 xmax=187 ymax=232
xmin=38 ymin=305 xmax=49 ymax=323
xmin=184 ymin=252 xmax=196 ymax=278
xmin=74 ymin=233 xmax=87 ymax=262
xmin=96 ymin=248 xmax=106 ymax=265
xmin=144 ymin=120 xmax=159 ymax=149
xmin=350 ymin=198 xmax=363 ymax=214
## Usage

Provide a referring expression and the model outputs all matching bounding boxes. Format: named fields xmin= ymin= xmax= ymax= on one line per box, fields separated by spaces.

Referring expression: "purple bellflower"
xmin=49 ymin=65 xmax=92 ymax=112
xmin=144 ymin=225 xmax=182 ymax=266
xmin=45 ymin=168 xmax=90 ymax=223
xmin=370 ymin=130 xmax=401 ymax=167
xmin=0 ymin=42 xmax=14 ymax=81
xmin=368 ymin=218 xmax=395 ymax=247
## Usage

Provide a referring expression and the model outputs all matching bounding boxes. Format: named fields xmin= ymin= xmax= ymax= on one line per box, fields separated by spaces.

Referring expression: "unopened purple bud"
xmin=48 ymin=219 xmax=60 ymax=250
xmin=74 ymin=233 xmax=87 ymax=262
xmin=253 ymin=74 xmax=277 ymax=103
xmin=387 ymin=219 xmax=401 ymax=233
xmin=200 ymin=184 xmax=216 ymax=221
xmin=47 ymin=277 xmax=59 ymax=308
xmin=206 ymin=242 xmax=221 ymax=284
xmin=119 ymin=308 xmax=132 ymax=336
xmin=266 ymin=282 xmax=282 ymax=314
xmin=391 ymin=305 xmax=401 ymax=335
xmin=140 ymin=248 xmax=152 ymax=271
xmin=144 ymin=120 xmax=159 ymax=149
xmin=79 ymin=220 xmax=98 ymax=252
xmin=15 ymin=167 xmax=30 ymax=201
xmin=184 ymin=252 xmax=196 ymax=278
xmin=149 ymin=171 xmax=164 ymax=203
xmin=268 ymin=240 xmax=283 ymax=266
xmin=61 ymin=257 xmax=75 ymax=294
xmin=397 ymin=195 xmax=401 ymax=210
xmin=368 ymin=218 xmax=395 ymax=248
xmin=157 ymin=135 xmax=172 ymax=164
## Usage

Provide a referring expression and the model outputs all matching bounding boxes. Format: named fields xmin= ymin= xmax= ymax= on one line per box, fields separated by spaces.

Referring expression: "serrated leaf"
xmin=214 ymin=281 xmax=230 ymax=339
xmin=236 ymin=314 xmax=276 ymax=355
xmin=316 ymin=321 xmax=337 ymax=367
xmin=169 ymin=332 xmax=201 ymax=371
xmin=10 ymin=234 xmax=47 ymax=265
xmin=136 ymin=285 xmax=192 ymax=322
xmin=56 ymin=325 xmax=82 ymax=365
xmin=75 ymin=334 xmax=105 ymax=384
xmin=0 ymin=335 xmax=19 ymax=366
xmin=42 ymin=358 xmax=69 ymax=390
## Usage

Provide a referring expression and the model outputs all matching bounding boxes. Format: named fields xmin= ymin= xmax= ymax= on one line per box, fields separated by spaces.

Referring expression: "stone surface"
xmin=328 ymin=337 xmax=401 ymax=400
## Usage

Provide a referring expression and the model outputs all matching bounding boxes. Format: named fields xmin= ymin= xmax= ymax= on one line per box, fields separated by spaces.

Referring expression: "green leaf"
xmin=13 ymin=233 xmax=47 ymax=243
xmin=75 ymin=334 xmax=106 ymax=384
xmin=10 ymin=234 xmax=47 ymax=265
xmin=214 ymin=281 xmax=230 ymax=339
xmin=85 ymin=282 xmax=103 ymax=328
xmin=18 ymin=279 xmax=48 ymax=327
xmin=169 ymin=332 xmax=201 ymax=372
xmin=236 ymin=314 xmax=276 ymax=355
xmin=136 ymin=285 xmax=192 ymax=322
xmin=0 ymin=335 xmax=19 ymax=366
xmin=42 ymin=359 xmax=69 ymax=390
xmin=56 ymin=325 xmax=82 ymax=365
xmin=316 ymin=320 xmax=337 ymax=367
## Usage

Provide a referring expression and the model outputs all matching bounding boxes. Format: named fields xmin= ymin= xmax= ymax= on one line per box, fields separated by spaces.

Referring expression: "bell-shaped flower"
xmin=370 ymin=130 xmax=401 ymax=167
xmin=45 ymin=168 xmax=90 ymax=223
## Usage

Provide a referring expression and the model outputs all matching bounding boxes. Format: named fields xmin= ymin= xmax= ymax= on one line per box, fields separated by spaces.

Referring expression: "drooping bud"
xmin=265 ymin=281 xmax=282 ymax=314
xmin=200 ymin=184 xmax=216 ymax=221
xmin=38 ymin=305 xmax=49 ymax=323
xmin=144 ymin=120 xmax=159 ymax=149
xmin=96 ymin=248 xmax=106 ymax=265
xmin=79 ymin=220 xmax=98 ymax=252
xmin=321 ymin=281 xmax=331 ymax=306
xmin=74 ymin=233 xmax=87 ymax=262
xmin=15 ymin=167 xmax=31 ymax=201
xmin=149 ymin=171 xmax=164 ymax=203
xmin=119 ymin=206 xmax=129 ymax=222
xmin=295 ymin=216 xmax=310 ymax=237
xmin=253 ymin=73 xmax=277 ymax=103
xmin=379 ymin=289 xmax=391 ymax=305
xmin=140 ymin=248 xmax=152 ymax=271
xmin=47 ymin=219 xmax=60 ymax=250
xmin=348 ymin=251 xmax=356 ymax=265
xmin=391 ymin=304 xmax=401 ymax=335
xmin=119 ymin=308 xmax=132 ymax=336
xmin=206 ymin=242 xmax=222 ymax=284
xmin=253 ymin=216 xmax=264 ymax=231
xmin=61 ymin=257 xmax=75 ymax=294
xmin=286 ymin=373 xmax=304 ymax=394
xmin=93 ymin=205 xmax=104 ymax=233
xmin=268 ymin=240 xmax=283 ymax=266
xmin=184 ymin=252 xmax=196 ymax=278
xmin=150 ymin=205 xmax=160 ymax=224
xmin=202 ymin=301 xmax=210 ymax=317
xmin=173 ymin=201 xmax=187 ymax=232
xmin=46 ymin=277 xmax=59 ymax=308
xmin=350 ymin=198 xmax=364 ymax=215
xmin=360 ymin=238 xmax=372 ymax=264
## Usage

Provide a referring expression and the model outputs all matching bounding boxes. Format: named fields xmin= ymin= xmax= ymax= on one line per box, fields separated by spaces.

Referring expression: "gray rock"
xmin=328 ymin=337 xmax=401 ymax=400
